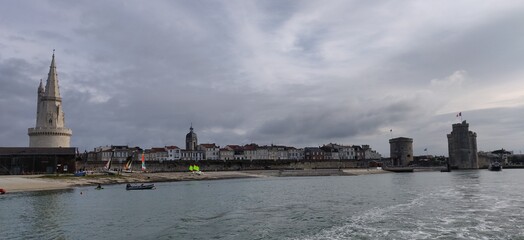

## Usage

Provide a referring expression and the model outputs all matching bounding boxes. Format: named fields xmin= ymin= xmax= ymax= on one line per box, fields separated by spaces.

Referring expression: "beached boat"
xmin=126 ymin=183 xmax=155 ymax=190
xmin=488 ymin=162 xmax=502 ymax=171
xmin=190 ymin=164 xmax=203 ymax=175
xmin=103 ymin=151 xmax=119 ymax=175
xmin=74 ymin=171 xmax=86 ymax=177
xmin=123 ymin=153 xmax=134 ymax=173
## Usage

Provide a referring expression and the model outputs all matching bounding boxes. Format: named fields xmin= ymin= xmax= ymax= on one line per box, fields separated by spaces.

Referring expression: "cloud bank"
xmin=1 ymin=1 xmax=524 ymax=156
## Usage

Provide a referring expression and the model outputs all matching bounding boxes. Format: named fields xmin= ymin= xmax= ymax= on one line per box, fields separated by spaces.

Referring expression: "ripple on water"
xmin=294 ymin=182 xmax=524 ymax=240
xmin=3 ymin=172 xmax=524 ymax=240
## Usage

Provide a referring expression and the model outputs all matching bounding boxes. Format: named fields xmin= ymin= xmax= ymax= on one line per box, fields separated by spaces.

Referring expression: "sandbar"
xmin=0 ymin=168 xmax=387 ymax=193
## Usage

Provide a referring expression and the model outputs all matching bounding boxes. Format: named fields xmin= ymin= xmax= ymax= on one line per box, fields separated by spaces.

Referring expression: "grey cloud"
xmin=36 ymin=31 xmax=72 ymax=42
xmin=251 ymin=99 xmax=420 ymax=147
xmin=2 ymin=1 xmax=524 ymax=157
xmin=385 ymin=7 xmax=524 ymax=86
xmin=0 ymin=57 xmax=43 ymax=146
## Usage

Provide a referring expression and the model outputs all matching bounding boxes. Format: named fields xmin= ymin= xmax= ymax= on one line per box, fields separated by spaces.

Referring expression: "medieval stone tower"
xmin=28 ymin=52 xmax=72 ymax=147
xmin=389 ymin=137 xmax=413 ymax=166
xmin=185 ymin=124 xmax=198 ymax=151
xmin=447 ymin=120 xmax=478 ymax=169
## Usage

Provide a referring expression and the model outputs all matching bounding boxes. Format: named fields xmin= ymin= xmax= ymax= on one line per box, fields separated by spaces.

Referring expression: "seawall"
xmin=77 ymin=159 xmax=370 ymax=172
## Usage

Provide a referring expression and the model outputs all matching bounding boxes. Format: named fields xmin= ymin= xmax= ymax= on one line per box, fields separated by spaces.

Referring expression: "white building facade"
xmin=165 ymin=146 xmax=181 ymax=160
xmin=198 ymin=143 xmax=220 ymax=160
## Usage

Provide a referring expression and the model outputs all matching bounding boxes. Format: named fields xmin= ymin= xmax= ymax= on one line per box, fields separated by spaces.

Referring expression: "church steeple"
xmin=185 ymin=123 xmax=198 ymax=151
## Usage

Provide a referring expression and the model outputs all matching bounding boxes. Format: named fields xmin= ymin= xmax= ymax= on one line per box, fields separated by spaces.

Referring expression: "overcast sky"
xmin=1 ymin=1 xmax=524 ymax=156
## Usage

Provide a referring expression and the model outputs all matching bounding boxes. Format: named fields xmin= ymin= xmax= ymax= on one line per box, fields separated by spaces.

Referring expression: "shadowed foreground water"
xmin=1 ymin=170 xmax=524 ymax=240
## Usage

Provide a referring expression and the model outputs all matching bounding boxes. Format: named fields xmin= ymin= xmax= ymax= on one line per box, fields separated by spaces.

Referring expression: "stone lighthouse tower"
xmin=28 ymin=52 xmax=72 ymax=147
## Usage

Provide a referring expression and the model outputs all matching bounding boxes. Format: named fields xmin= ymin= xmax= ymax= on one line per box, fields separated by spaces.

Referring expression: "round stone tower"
xmin=389 ymin=137 xmax=413 ymax=166
xmin=28 ymin=52 xmax=72 ymax=147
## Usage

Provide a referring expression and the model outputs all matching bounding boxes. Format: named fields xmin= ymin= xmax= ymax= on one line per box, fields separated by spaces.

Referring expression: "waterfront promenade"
xmin=0 ymin=168 xmax=386 ymax=193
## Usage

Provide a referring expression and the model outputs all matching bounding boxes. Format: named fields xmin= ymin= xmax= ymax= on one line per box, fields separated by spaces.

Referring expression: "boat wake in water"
xmin=297 ymin=186 xmax=524 ymax=240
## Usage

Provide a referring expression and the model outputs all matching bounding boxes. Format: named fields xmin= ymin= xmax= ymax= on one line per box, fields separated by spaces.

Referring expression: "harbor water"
xmin=1 ymin=170 xmax=524 ymax=239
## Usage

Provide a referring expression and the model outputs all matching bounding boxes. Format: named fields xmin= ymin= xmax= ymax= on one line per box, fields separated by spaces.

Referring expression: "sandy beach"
xmin=0 ymin=168 xmax=387 ymax=193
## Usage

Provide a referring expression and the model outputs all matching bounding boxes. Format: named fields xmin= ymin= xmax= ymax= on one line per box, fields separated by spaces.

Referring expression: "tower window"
xmin=49 ymin=119 xmax=52 ymax=124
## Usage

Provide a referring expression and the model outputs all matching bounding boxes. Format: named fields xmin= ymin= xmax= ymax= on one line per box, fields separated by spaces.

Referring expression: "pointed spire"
xmin=44 ymin=50 xmax=61 ymax=99
xmin=38 ymin=79 xmax=44 ymax=93
xmin=190 ymin=122 xmax=193 ymax=132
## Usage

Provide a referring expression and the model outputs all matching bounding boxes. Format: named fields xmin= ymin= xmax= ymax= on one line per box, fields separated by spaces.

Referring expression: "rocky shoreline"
xmin=0 ymin=168 xmax=387 ymax=193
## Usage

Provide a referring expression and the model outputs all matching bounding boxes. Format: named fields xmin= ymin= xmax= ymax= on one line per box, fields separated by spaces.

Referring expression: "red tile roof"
xmin=243 ymin=145 xmax=257 ymax=150
xmin=226 ymin=145 xmax=243 ymax=150
xmin=199 ymin=143 xmax=217 ymax=148
xmin=150 ymin=148 xmax=166 ymax=152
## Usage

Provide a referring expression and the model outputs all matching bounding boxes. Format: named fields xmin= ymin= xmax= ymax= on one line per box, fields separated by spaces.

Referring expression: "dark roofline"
xmin=0 ymin=147 xmax=77 ymax=155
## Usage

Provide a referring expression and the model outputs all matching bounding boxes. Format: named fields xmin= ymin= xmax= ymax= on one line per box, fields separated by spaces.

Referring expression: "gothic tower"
xmin=28 ymin=52 xmax=72 ymax=147
xmin=185 ymin=124 xmax=198 ymax=151
xmin=447 ymin=120 xmax=478 ymax=169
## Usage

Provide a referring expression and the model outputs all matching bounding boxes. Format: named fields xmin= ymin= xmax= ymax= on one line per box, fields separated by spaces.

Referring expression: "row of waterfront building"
xmin=84 ymin=126 xmax=381 ymax=162
xmin=79 ymin=119 xmax=491 ymax=170
xmin=86 ymin=143 xmax=382 ymax=163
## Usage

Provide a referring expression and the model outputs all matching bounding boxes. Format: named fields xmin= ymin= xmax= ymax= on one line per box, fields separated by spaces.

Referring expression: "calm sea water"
xmin=1 ymin=170 xmax=524 ymax=240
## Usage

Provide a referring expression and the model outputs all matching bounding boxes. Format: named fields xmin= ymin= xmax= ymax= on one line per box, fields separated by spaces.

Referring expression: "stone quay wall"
xmin=77 ymin=159 xmax=368 ymax=172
